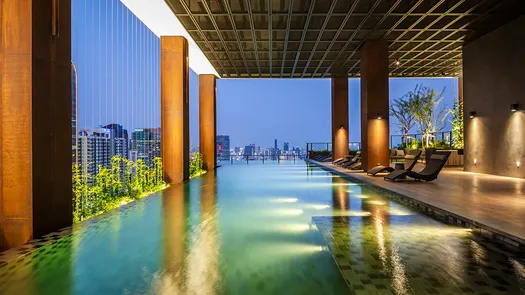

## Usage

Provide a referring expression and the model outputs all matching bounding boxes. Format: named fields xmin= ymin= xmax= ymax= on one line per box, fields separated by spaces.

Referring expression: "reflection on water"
xmin=0 ymin=162 xmax=525 ymax=295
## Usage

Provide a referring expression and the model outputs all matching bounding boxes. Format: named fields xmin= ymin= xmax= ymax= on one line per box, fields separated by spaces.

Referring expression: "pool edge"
xmin=306 ymin=159 xmax=525 ymax=250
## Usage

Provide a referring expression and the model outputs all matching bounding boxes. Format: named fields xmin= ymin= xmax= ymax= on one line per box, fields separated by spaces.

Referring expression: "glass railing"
xmin=390 ymin=131 xmax=453 ymax=149
xmin=217 ymin=154 xmax=302 ymax=164
xmin=305 ymin=142 xmax=361 ymax=158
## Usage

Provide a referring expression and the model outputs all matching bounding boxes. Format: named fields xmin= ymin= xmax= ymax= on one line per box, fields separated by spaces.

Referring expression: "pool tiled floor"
xmin=313 ymin=216 xmax=525 ymax=295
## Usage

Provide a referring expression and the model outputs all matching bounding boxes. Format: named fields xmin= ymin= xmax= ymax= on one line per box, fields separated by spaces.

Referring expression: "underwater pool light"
xmin=272 ymin=209 xmax=304 ymax=216
xmin=307 ymin=204 xmax=330 ymax=210
xmin=367 ymin=200 xmax=386 ymax=205
xmin=271 ymin=197 xmax=298 ymax=203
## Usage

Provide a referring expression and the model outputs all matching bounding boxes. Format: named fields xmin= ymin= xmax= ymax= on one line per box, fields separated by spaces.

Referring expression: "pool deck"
xmin=307 ymin=159 xmax=525 ymax=248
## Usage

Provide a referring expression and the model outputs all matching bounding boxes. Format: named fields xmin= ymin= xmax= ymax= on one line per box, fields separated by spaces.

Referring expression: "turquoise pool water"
xmin=0 ymin=162 xmax=524 ymax=294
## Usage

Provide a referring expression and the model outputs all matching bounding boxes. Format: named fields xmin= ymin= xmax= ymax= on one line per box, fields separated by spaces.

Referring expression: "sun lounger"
xmin=367 ymin=150 xmax=422 ymax=176
xmin=384 ymin=151 xmax=451 ymax=182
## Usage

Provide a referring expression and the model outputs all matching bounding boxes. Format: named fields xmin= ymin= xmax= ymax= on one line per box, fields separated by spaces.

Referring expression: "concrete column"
xmin=360 ymin=39 xmax=390 ymax=171
xmin=161 ymin=36 xmax=189 ymax=184
xmin=331 ymin=77 xmax=349 ymax=160
xmin=199 ymin=74 xmax=217 ymax=171
xmin=0 ymin=0 xmax=72 ymax=250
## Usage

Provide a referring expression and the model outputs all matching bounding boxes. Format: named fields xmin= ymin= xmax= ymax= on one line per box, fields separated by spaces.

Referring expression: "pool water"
xmin=0 ymin=162 xmax=524 ymax=295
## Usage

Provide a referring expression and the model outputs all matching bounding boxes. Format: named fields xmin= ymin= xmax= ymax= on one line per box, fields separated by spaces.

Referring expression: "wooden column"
xmin=199 ymin=74 xmax=217 ymax=171
xmin=331 ymin=77 xmax=349 ymax=160
xmin=161 ymin=36 xmax=189 ymax=184
xmin=360 ymin=39 xmax=390 ymax=171
xmin=0 ymin=0 xmax=72 ymax=250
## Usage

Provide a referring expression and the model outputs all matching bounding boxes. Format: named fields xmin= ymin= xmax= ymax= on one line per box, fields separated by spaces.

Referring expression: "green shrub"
xmin=190 ymin=152 xmax=205 ymax=178
xmin=72 ymin=155 xmax=167 ymax=223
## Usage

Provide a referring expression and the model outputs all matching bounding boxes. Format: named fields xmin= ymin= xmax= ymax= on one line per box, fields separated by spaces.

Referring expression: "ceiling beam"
xmin=223 ymin=0 xmax=250 ymax=75
xmin=397 ymin=0 xmax=499 ymax=75
xmin=245 ymin=0 xmax=261 ymax=77
xmin=268 ymin=0 xmax=272 ymax=76
xmin=321 ymin=0 xmax=383 ymax=77
xmin=170 ymin=0 xmax=228 ymax=74
xmin=280 ymin=0 xmax=294 ymax=78
xmin=345 ymin=0 xmax=424 ymax=74
xmin=301 ymin=0 xmax=338 ymax=78
xmin=312 ymin=0 xmax=361 ymax=75
xmin=339 ymin=0 xmax=403 ymax=74
xmin=389 ymin=1 xmax=462 ymax=66
xmin=176 ymin=12 xmax=489 ymax=17
xmin=291 ymin=0 xmax=316 ymax=76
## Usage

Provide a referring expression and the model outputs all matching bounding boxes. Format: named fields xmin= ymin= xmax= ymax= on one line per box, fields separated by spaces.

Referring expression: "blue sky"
xmin=203 ymin=76 xmax=458 ymax=149
xmin=73 ymin=0 xmax=459 ymax=150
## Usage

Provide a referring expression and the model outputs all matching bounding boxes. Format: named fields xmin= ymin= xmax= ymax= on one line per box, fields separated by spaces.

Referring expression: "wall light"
xmin=376 ymin=113 xmax=383 ymax=120
xmin=469 ymin=111 xmax=477 ymax=119
xmin=395 ymin=59 xmax=400 ymax=66
xmin=510 ymin=104 xmax=519 ymax=112
xmin=339 ymin=124 xmax=344 ymax=129
xmin=517 ymin=161 xmax=521 ymax=168
xmin=473 ymin=159 xmax=477 ymax=165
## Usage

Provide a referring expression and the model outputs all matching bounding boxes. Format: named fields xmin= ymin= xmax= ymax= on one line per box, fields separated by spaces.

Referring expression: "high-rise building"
xmin=274 ymin=139 xmax=277 ymax=149
xmin=284 ymin=142 xmax=289 ymax=151
xmin=244 ymin=144 xmax=255 ymax=157
xmin=131 ymin=128 xmax=161 ymax=166
xmin=234 ymin=146 xmax=240 ymax=155
xmin=72 ymin=61 xmax=78 ymax=164
xmin=78 ymin=128 xmax=112 ymax=177
xmin=103 ymin=123 xmax=129 ymax=160
xmin=217 ymin=135 xmax=230 ymax=160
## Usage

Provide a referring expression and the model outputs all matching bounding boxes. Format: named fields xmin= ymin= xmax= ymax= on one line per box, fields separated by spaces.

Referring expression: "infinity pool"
xmin=1 ymin=162 xmax=524 ymax=294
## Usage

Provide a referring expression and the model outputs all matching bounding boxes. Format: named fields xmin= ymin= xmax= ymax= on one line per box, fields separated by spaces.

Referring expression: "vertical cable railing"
xmin=71 ymin=0 xmax=163 ymax=222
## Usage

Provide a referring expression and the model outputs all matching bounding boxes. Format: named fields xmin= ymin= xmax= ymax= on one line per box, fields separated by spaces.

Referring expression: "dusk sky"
xmin=205 ymin=76 xmax=458 ymax=149
xmin=74 ymin=0 xmax=459 ymax=150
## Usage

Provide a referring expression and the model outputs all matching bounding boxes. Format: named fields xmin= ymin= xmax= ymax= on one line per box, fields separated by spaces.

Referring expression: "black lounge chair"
xmin=338 ymin=151 xmax=361 ymax=167
xmin=384 ymin=151 xmax=451 ymax=182
xmin=342 ymin=154 xmax=361 ymax=169
xmin=345 ymin=161 xmax=362 ymax=170
xmin=333 ymin=157 xmax=348 ymax=165
xmin=312 ymin=154 xmax=331 ymax=161
xmin=367 ymin=150 xmax=422 ymax=176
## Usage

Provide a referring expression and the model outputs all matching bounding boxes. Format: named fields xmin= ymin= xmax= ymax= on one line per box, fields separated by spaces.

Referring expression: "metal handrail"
xmin=305 ymin=142 xmax=361 ymax=158
xmin=390 ymin=131 xmax=453 ymax=149
xmin=217 ymin=154 xmax=302 ymax=164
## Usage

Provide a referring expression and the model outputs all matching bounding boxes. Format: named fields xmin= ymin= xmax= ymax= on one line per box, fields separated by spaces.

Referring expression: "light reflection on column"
xmin=186 ymin=171 xmax=220 ymax=295
xmin=331 ymin=177 xmax=350 ymax=252
xmin=332 ymin=177 xmax=349 ymax=211
xmin=366 ymin=193 xmax=410 ymax=295
xmin=159 ymin=184 xmax=188 ymax=293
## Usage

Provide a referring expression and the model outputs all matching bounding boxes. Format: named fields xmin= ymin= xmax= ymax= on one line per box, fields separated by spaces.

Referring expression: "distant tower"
xmin=78 ymin=128 xmax=112 ymax=178
xmin=131 ymin=128 xmax=161 ymax=167
xmin=274 ymin=139 xmax=277 ymax=149
xmin=216 ymin=135 xmax=231 ymax=160
xmin=72 ymin=61 xmax=78 ymax=165
xmin=284 ymin=142 xmax=289 ymax=151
